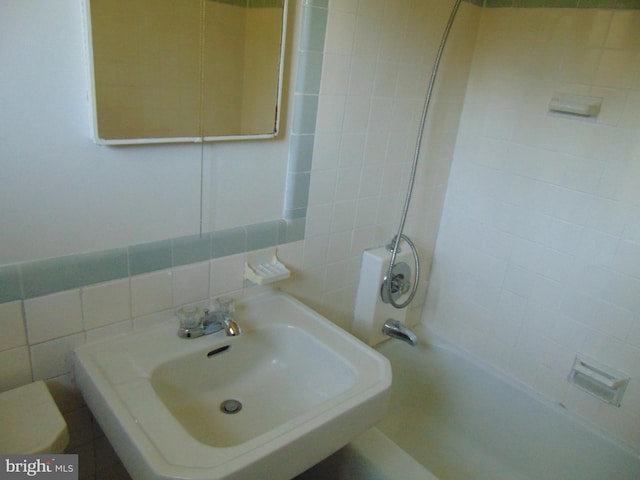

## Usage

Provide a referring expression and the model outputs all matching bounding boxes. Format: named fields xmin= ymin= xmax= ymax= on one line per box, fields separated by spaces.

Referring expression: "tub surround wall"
xmin=283 ymin=0 xmax=480 ymax=329
xmin=426 ymin=6 xmax=640 ymax=452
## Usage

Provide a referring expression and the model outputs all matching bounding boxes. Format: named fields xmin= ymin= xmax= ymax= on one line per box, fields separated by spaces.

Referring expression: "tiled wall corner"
xmin=426 ymin=6 xmax=640 ymax=452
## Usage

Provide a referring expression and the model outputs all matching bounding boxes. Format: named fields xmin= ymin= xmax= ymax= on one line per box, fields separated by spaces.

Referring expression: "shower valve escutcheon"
xmin=381 ymin=262 xmax=412 ymax=304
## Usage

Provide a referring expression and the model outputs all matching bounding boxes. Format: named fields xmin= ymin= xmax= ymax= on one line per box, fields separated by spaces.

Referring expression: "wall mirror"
xmin=85 ymin=0 xmax=287 ymax=144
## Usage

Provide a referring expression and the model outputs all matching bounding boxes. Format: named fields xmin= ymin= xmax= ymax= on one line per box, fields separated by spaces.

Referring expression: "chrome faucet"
xmin=201 ymin=309 xmax=242 ymax=336
xmin=177 ymin=300 xmax=242 ymax=339
xmin=382 ymin=319 xmax=417 ymax=346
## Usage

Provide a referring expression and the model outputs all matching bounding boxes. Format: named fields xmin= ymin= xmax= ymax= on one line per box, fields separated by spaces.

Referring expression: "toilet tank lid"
xmin=0 ymin=381 xmax=69 ymax=454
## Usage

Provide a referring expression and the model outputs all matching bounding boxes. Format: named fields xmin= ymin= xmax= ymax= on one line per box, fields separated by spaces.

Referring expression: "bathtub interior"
xmin=299 ymin=331 xmax=639 ymax=480
xmin=375 ymin=334 xmax=640 ymax=480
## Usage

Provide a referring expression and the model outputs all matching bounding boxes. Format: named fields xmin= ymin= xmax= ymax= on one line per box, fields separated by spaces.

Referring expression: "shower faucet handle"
xmin=381 ymin=262 xmax=412 ymax=304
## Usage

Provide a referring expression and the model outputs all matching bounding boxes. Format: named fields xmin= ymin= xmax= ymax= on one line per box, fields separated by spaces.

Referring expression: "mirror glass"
xmin=87 ymin=0 xmax=287 ymax=144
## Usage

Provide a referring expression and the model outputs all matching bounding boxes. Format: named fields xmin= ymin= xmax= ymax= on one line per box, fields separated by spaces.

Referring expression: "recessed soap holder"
xmin=568 ymin=355 xmax=629 ymax=406
xmin=244 ymin=247 xmax=291 ymax=285
xmin=549 ymin=92 xmax=602 ymax=118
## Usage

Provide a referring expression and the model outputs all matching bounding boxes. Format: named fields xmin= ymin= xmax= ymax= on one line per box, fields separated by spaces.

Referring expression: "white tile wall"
xmin=172 ymin=261 xmax=210 ymax=306
xmin=425 ymin=7 xmax=640 ymax=452
xmin=24 ymin=290 xmax=83 ymax=344
xmin=0 ymin=301 xmax=26 ymax=351
xmin=30 ymin=332 xmax=85 ymax=381
xmin=0 ymin=347 xmax=31 ymax=391
xmin=82 ymin=279 xmax=131 ymax=331
xmin=288 ymin=0 xmax=480 ymax=328
xmin=210 ymin=254 xmax=245 ymax=297
xmin=0 ymin=254 xmax=257 ymax=394
xmin=130 ymin=270 xmax=173 ymax=318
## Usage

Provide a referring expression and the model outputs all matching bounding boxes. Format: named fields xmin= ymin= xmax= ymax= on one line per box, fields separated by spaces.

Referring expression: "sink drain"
xmin=220 ymin=399 xmax=242 ymax=414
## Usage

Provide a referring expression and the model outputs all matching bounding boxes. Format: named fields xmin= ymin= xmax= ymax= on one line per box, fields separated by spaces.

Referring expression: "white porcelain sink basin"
xmin=151 ymin=324 xmax=358 ymax=448
xmin=74 ymin=292 xmax=391 ymax=480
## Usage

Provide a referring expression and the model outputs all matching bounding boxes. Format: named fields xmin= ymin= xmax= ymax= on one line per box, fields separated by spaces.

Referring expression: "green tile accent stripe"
xmin=485 ymin=0 xmax=640 ymax=7
xmin=284 ymin=1 xmax=328 ymax=221
xmin=78 ymin=248 xmax=129 ymax=285
xmin=211 ymin=228 xmax=246 ymax=259
xmin=21 ymin=256 xmax=82 ymax=299
xmin=285 ymin=217 xmax=306 ymax=244
xmin=129 ymin=240 xmax=173 ymax=276
xmin=172 ymin=234 xmax=212 ymax=267
xmin=246 ymin=221 xmax=281 ymax=251
xmin=0 ymin=220 xmax=297 ymax=302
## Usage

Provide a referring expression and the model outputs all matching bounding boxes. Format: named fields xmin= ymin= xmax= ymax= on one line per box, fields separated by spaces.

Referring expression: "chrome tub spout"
xmin=382 ymin=319 xmax=417 ymax=346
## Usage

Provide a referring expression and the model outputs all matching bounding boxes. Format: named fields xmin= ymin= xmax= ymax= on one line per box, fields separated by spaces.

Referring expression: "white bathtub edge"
xmin=349 ymin=428 xmax=439 ymax=480
xmin=413 ymin=323 xmax=640 ymax=461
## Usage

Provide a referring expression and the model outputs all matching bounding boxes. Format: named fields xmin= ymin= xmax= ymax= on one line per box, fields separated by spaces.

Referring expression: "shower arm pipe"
xmin=386 ymin=0 xmax=463 ymax=309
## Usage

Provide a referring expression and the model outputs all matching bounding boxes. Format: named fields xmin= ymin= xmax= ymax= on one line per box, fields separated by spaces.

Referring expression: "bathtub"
xmin=298 ymin=334 xmax=640 ymax=480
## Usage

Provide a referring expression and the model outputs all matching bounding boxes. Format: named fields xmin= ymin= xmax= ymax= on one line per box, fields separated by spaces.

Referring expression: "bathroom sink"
xmin=74 ymin=292 xmax=391 ymax=480
xmin=151 ymin=324 xmax=358 ymax=448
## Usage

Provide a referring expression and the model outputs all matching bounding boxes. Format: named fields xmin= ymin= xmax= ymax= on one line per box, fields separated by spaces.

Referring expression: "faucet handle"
xmin=177 ymin=305 xmax=203 ymax=329
xmin=215 ymin=297 xmax=235 ymax=315
xmin=176 ymin=305 xmax=204 ymax=338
